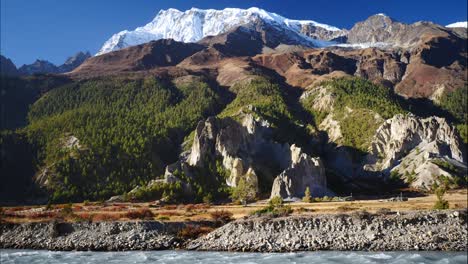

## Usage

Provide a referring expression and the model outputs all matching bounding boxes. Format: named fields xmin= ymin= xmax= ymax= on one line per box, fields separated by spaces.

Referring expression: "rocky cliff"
xmin=164 ymin=112 xmax=329 ymax=199
xmin=363 ymin=114 xmax=467 ymax=188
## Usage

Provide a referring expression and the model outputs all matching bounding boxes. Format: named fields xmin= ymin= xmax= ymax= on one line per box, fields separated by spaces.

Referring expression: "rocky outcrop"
xmin=189 ymin=210 xmax=467 ymax=252
xmin=270 ymin=145 xmax=328 ymax=198
xmin=389 ymin=141 xmax=468 ymax=189
xmin=394 ymin=34 xmax=467 ymax=99
xmin=347 ymin=14 xmax=451 ymax=48
xmin=363 ymin=114 xmax=466 ymax=186
xmin=165 ymin=114 xmax=285 ymax=192
xmin=300 ymin=24 xmax=347 ymax=42
xmin=164 ymin=112 xmax=330 ymax=198
xmin=365 ymin=114 xmax=465 ymax=169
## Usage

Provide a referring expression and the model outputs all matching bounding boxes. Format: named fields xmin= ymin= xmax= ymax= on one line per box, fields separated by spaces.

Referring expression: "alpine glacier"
xmin=97 ymin=7 xmax=345 ymax=55
xmin=446 ymin=21 xmax=468 ymax=28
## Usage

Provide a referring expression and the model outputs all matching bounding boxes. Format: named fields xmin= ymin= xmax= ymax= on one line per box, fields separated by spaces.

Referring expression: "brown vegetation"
xmin=177 ymin=225 xmax=214 ymax=240
xmin=124 ymin=208 xmax=154 ymax=219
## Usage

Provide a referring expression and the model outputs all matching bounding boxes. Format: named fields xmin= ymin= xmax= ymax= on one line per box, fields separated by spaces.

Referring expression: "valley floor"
xmin=1 ymin=189 xmax=466 ymax=223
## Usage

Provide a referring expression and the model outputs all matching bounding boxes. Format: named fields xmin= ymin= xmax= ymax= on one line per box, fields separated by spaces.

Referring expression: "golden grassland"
xmin=1 ymin=189 xmax=466 ymax=223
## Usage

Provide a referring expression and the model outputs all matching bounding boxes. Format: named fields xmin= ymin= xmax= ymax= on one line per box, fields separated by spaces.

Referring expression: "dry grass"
xmin=2 ymin=189 xmax=466 ymax=223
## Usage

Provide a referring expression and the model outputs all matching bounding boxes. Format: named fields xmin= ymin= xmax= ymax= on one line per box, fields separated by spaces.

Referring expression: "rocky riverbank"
xmin=0 ymin=221 xmax=192 ymax=251
xmin=1 ymin=210 xmax=466 ymax=251
xmin=188 ymin=210 xmax=467 ymax=252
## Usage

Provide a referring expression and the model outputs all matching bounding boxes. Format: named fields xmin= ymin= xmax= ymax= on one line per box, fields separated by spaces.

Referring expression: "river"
xmin=1 ymin=250 xmax=466 ymax=264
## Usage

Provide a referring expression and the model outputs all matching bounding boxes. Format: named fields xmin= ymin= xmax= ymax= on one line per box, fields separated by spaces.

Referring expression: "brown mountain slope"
xmin=69 ymin=17 xmax=466 ymax=100
xmin=70 ymin=39 xmax=204 ymax=77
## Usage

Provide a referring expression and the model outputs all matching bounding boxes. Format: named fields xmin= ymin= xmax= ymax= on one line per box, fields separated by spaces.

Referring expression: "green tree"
xmin=231 ymin=177 xmax=257 ymax=205
xmin=432 ymin=179 xmax=449 ymax=210
xmin=302 ymin=186 xmax=312 ymax=203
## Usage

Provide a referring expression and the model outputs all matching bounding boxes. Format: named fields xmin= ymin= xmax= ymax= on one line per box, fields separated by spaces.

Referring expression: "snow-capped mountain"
xmin=446 ymin=21 xmax=468 ymax=28
xmin=97 ymin=7 xmax=346 ymax=55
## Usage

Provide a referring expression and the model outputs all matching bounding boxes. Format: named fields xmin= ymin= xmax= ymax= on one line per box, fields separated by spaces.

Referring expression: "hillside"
xmin=0 ymin=8 xmax=467 ymax=205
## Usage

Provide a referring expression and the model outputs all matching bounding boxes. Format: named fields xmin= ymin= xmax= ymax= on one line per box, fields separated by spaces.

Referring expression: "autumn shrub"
xmin=177 ymin=225 xmax=214 ymax=240
xmin=163 ymin=205 xmax=177 ymax=210
xmin=92 ymin=213 xmax=121 ymax=221
xmin=125 ymin=208 xmax=154 ymax=219
xmin=210 ymin=210 xmax=233 ymax=225
xmin=60 ymin=203 xmax=73 ymax=216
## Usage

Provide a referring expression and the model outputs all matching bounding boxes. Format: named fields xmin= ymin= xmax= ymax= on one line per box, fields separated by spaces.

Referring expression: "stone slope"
xmin=363 ymin=114 xmax=466 ymax=187
xmin=189 ymin=210 xmax=467 ymax=252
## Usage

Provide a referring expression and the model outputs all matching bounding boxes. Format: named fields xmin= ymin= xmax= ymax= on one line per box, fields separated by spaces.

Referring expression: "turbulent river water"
xmin=1 ymin=250 xmax=467 ymax=264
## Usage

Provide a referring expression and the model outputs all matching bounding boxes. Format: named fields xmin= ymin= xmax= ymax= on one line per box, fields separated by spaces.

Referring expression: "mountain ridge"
xmin=96 ymin=7 xmax=347 ymax=55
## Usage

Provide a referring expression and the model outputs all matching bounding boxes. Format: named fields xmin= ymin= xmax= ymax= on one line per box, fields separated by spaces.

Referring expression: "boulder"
xmin=270 ymin=145 xmax=330 ymax=198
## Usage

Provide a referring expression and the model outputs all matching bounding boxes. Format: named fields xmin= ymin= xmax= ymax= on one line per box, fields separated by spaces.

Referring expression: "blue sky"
xmin=1 ymin=0 xmax=467 ymax=66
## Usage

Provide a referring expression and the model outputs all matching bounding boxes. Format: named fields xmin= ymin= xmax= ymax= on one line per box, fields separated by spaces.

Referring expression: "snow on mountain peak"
xmin=446 ymin=21 xmax=468 ymax=28
xmin=96 ymin=7 xmax=342 ymax=55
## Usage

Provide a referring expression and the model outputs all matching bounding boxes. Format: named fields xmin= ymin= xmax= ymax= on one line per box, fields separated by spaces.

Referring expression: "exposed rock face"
xmin=0 ymin=55 xmax=19 ymax=76
xmin=165 ymin=114 xmax=283 ymax=192
xmin=347 ymin=14 xmax=451 ymax=48
xmin=366 ymin=114 xmax=465 ymax=169
xmin=363 ymin=114 xmax=466 ymax=186
xmin=165 ymin=112 xmax=329 ymax=197
xmin=353 ymin=48 xmax=407 ymax=87
xmin=395 ymin=34 xmax=467 ymax=99
xmin=390 ymin=141 xmax=468 ymax=189
xmin=270 ymin=145 xmax=328 ymax=198
xmin=185 ymin=114 xmax=282 ymax=189
xmin=300 ymin=24 xmax=347 ymax=42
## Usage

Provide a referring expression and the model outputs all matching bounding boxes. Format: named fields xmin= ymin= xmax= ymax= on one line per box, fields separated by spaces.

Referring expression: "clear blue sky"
xmin=1 ymin=0 xmax=467 ymax=66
